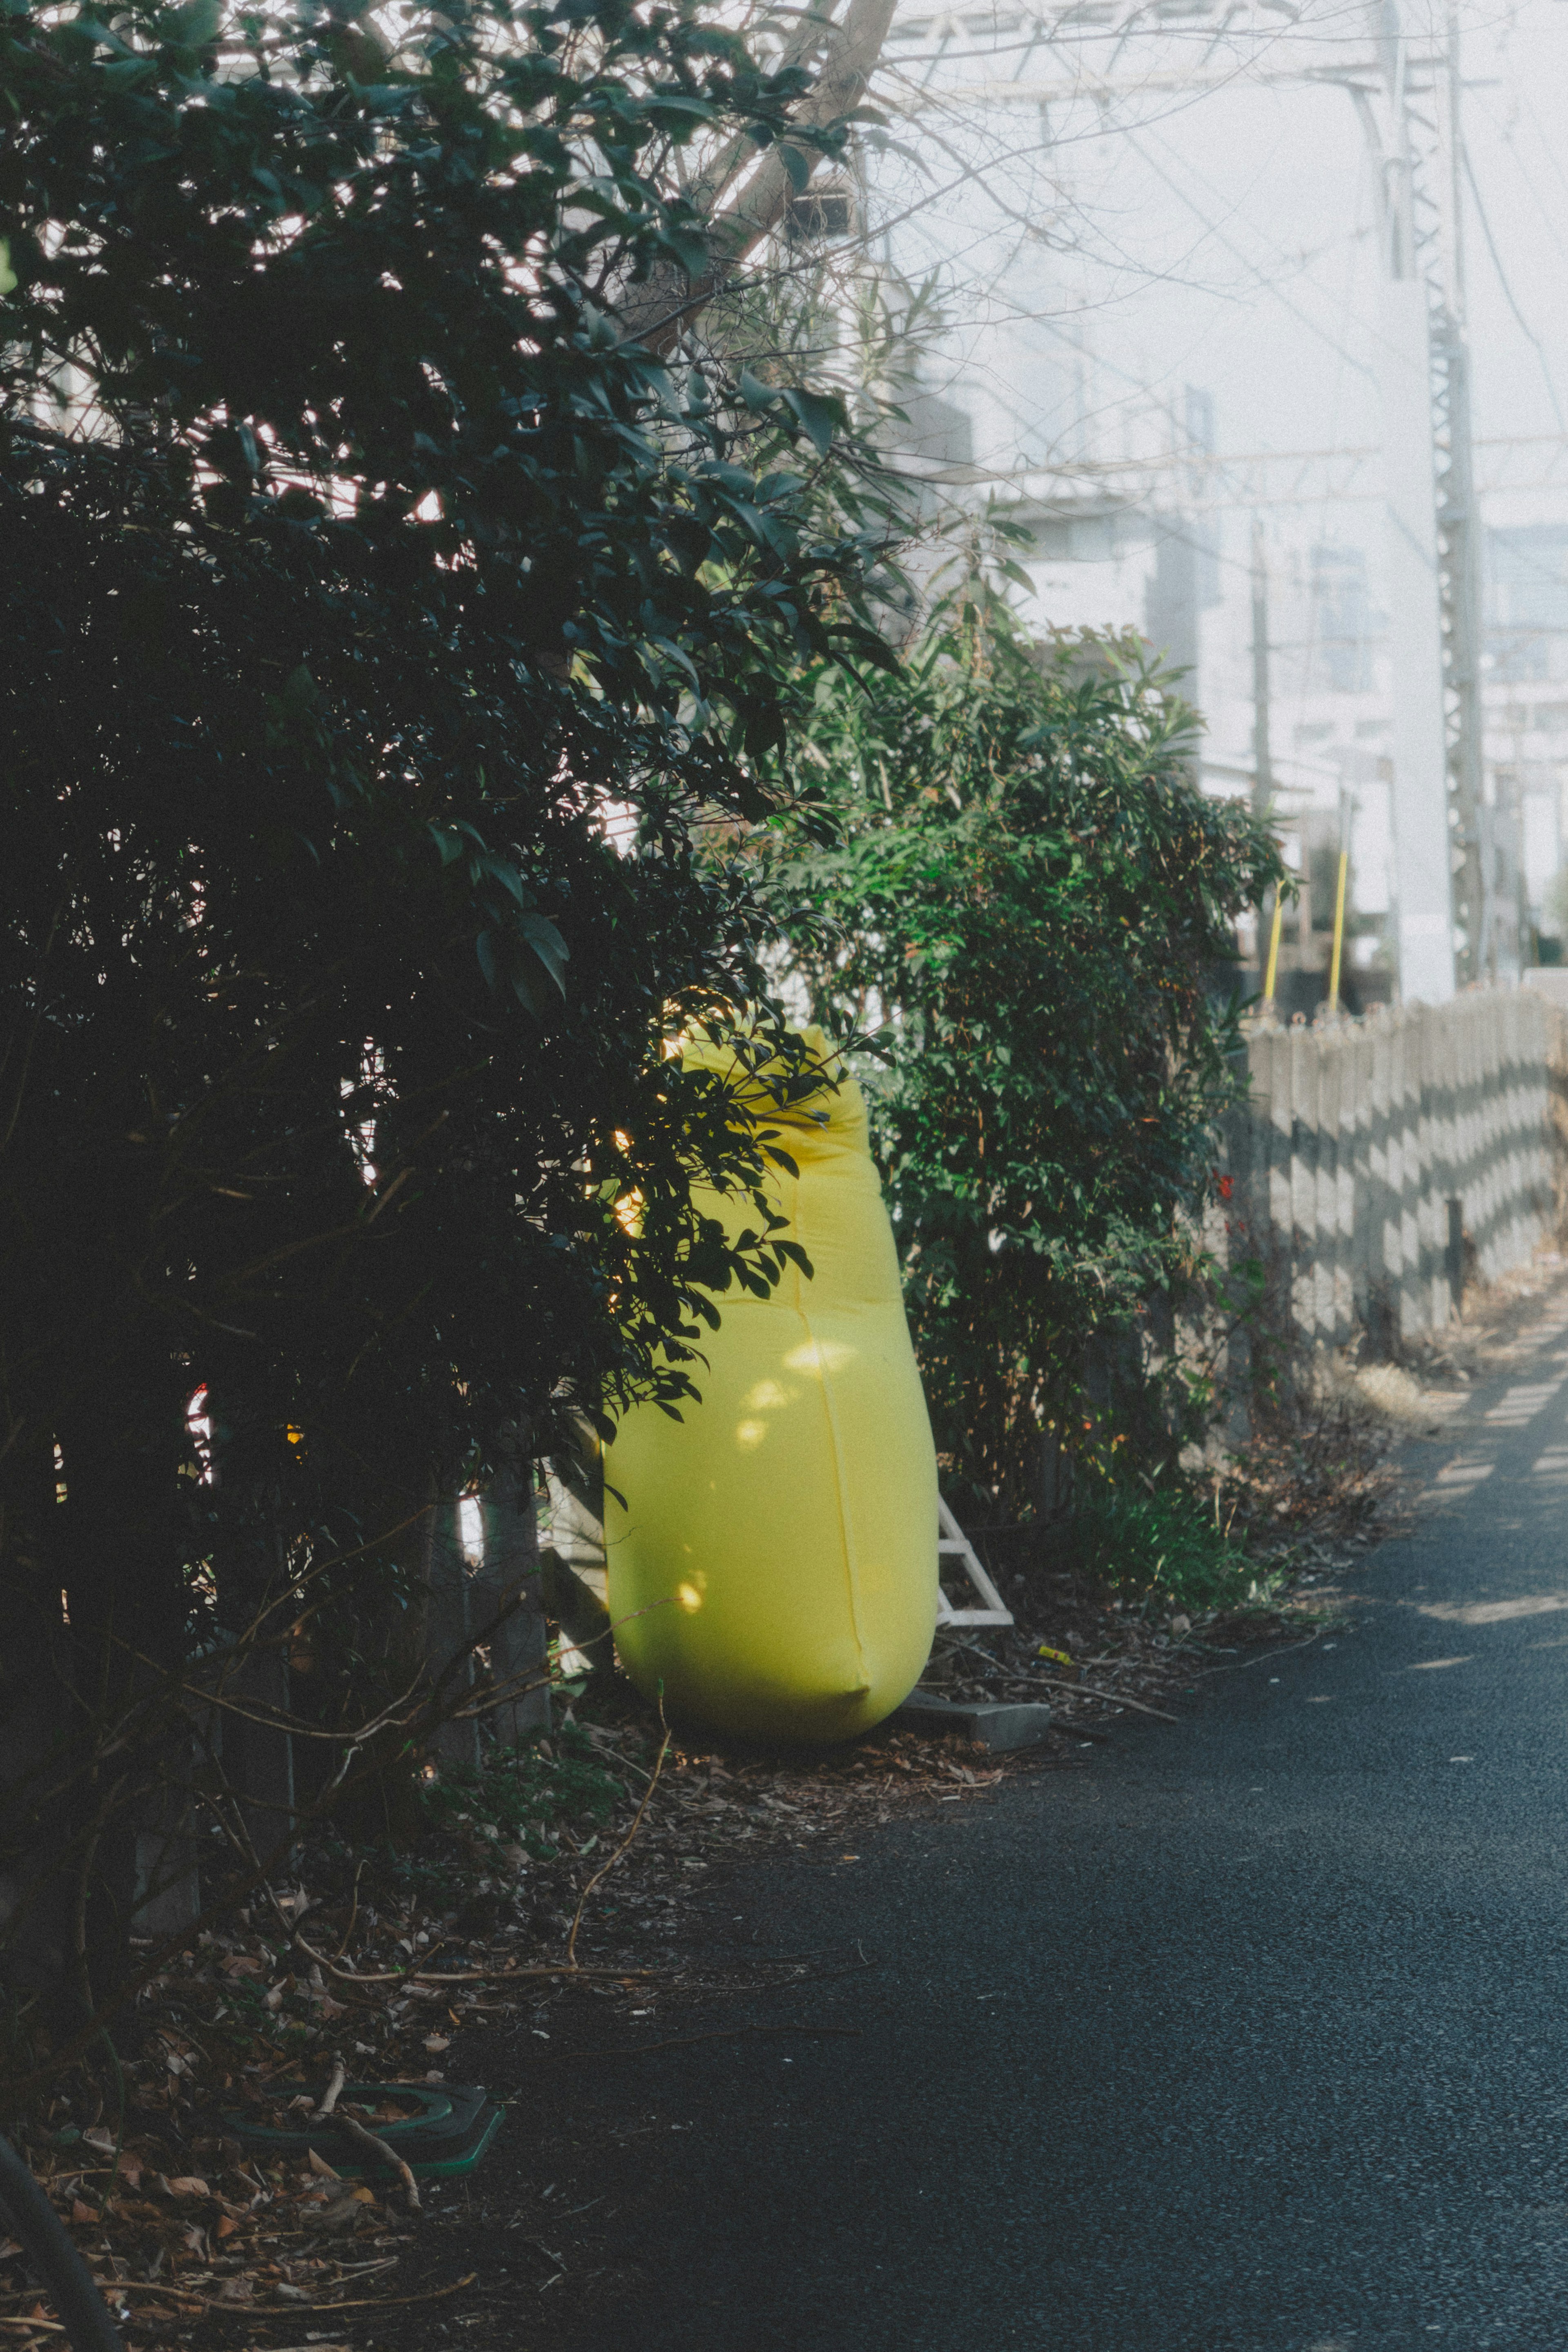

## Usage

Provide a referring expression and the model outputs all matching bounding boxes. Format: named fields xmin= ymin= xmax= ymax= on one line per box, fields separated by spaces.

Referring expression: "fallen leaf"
xmin=164 ymin=2177 xmax=209 ymax=2199
xmin=70 ymin=2198 xmax=98 ymax=2225
xmin=310 ymin=2197 xmax=367 ymax=2236
xmin=216 ymin=2215 xmax=239 ymax=2240
xmin=423 ymin=2034 xmax=450 ymax=2053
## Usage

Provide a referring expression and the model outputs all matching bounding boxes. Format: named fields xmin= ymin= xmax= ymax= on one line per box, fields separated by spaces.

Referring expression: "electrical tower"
xmin=890 ymin=0 xmax=1490 ymax=1001
xmin=1331 ymin=1 xmax=1485 ymax=992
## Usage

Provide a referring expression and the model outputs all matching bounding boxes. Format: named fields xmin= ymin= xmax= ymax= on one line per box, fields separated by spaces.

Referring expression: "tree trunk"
xmin=0 ymin=1477 xmax=77 ymax=2039
xmin=207 ymin=1398 xmax=298 ymax=1878
xmin=428 ymin=1422 xmax=551 ymax=1766
xmin=476 ymin=1432 xmax=551 ymax=1746
xmin=613 ymin=0 xmax=898 ymax=356
xmin=427 ymin=1497 xmax=481 ymax=1770
xmin=54 ymin=1372 xmax=192 ymax=2025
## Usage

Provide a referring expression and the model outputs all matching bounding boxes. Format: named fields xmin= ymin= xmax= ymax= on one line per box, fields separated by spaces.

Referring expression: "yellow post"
xmin=1263 ymin=890 xmax=1285 ymax=1005
xmin=1327 ymin=847 xmax=1350 ymax=1014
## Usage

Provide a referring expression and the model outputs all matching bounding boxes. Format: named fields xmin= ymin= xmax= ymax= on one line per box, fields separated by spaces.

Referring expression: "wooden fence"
xmin=1223 ymin=984 xmax=1568 ymax=1356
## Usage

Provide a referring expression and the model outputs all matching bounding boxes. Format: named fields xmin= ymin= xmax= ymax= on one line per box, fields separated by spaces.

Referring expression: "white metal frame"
xmin=935 ymin=1496 xmax=1014 ymax=1628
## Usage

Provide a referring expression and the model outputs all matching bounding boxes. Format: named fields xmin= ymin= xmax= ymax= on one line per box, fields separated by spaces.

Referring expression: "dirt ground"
xmin=16 ymin=1255 xmax=1564 ymax=2352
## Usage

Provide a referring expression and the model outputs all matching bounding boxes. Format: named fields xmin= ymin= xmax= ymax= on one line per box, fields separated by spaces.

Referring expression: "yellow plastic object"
xmin=606 ymin=1032 xmax=938 ymax=1743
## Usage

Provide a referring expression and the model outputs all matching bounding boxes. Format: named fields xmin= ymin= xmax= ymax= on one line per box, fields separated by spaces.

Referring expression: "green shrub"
xmin=1065 ymin=1479 xmax=1256 ymax=1614
xmin=760 ymin=584 xmax=1282 ymax=1515
xmin=418 ymin=1729 xmax=623 ymax=1863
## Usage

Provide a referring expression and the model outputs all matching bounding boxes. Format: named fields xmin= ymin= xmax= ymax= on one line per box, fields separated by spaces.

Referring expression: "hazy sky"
xmin=860 ymin=0 xmax=1568 ymax=927
xmin=874 ymin=0 xmax=1568 ymax=513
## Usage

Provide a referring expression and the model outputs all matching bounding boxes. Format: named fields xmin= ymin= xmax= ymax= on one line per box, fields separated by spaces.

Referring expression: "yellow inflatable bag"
xmin=606 ymin=1032 xmax=938 ymax=1743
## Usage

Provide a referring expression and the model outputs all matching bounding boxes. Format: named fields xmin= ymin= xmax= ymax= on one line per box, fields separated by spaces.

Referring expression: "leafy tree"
xmin=0 ymin=0 xmax=897 ymax=2023
xmin=762 ymin=585 xmax=1282 ymax=1517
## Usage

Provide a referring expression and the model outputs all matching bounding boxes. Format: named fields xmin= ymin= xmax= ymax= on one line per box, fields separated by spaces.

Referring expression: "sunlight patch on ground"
xmin=1484 ymin=1381 xmax=1565 ymax=1425
xmin=1354 ymin=1363 xmax=1441 ymax=1422
xmin=1433 ymin=1458 xmax=1495 ymax=1486
xmin=1419 ymin=1595 xmax=1568 ymax=1625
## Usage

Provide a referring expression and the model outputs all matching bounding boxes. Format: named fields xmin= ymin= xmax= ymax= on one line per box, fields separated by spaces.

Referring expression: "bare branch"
xmin=616 ymin=0 xmax=896 ymax=355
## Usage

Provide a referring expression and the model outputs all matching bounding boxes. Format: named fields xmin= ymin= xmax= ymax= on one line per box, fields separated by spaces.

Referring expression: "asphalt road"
xmin=449 ymin=1279 xmax=1568 ymax=2352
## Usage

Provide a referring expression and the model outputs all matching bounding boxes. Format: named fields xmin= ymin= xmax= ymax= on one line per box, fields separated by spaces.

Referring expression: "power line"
xmin=1472 ymin=89 xmax=1568 ymax=275
xmin=1121 ymin=129 xmax=1376 ymax=383
xmin=1461 ymin=140 xmax=1568 ymax=440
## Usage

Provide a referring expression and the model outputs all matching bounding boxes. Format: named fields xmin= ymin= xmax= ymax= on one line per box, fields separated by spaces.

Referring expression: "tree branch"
xmin=615 ymin=0 xmax=895 ymax=356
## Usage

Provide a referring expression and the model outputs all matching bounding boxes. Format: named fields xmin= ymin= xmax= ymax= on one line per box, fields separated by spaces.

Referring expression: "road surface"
xmin=440 ymin=1279 xmax=1568 ymax=2350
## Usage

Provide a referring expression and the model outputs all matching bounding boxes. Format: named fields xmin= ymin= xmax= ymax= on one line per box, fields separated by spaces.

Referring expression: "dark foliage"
xmin=0 ymin=0 xmax=885 ymax=2028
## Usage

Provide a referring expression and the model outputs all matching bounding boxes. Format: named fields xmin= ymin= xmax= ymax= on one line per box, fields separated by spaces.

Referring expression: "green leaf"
xmin=519 ymin=912 xmax=569 ymax=996
xmin=158 ymin=0 xmax=223 ymax=44
xmin=509 ymin=956 xmax=544 ymax=1017
xmin=781 ymin=388 xmax=845 ymax=457
xmin=780 ymin=143 xmax=813 ymax=193
xmin=737 ymin=369 xmax=779 ymax=415
xmin=479 ymin=854 xmax=529 ymax=909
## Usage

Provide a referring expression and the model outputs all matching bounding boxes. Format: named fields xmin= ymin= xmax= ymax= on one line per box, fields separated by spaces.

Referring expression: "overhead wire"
xmin=879 ymin=0 xmax=1380 ymax=164
xmin=878 ymin=97 xmax=1338 ymax=317
xmin=873 ymin=0 xmax=1401 ymax=399
xmin=848 ymin=0 xmax=1568 ymax=693
xmin=871 ymin=0 xmax=1566 ymax=491
xmin=1461 ymin=141 xmax=1568 ymax=439
xmin=868 ymin=60 xmax=1384 ymax=492
xmin=1514 ymin=81 xmax=1568 ymax=213
xmin=876 ymin=20 xmax=1563 ymax=508
xmin=1471 ymin=89 xmax=1568 ymax=273
xmin=1112 ymin=129 xmax=1372 ymax=382
xmin=863 ymin=0 xmax=1568 ymax=856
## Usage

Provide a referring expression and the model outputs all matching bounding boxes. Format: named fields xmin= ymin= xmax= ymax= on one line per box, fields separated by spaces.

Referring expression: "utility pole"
xmin=1250 ymin=515 xmax=1285 ymax=997
xmin=1434 ymin=0 xmax=1488 ymax=981
xmin=1249 ymin=516 xmax=1273 ymax=825
xmin=1244 ymin=0 xmax=1484 ymax=1000
xmin=900 ymin=0 xmax=1491 ymax=1005
xmin=1345 ymin=0 xmax=1486 ymax=989
xmin=1336 ymin=0 xmax=1469 ymax=1003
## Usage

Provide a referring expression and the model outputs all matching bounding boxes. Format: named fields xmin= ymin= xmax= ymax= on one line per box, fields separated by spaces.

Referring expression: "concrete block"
xmin=892 ymin=1694 xmax=1053 ymax=1750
